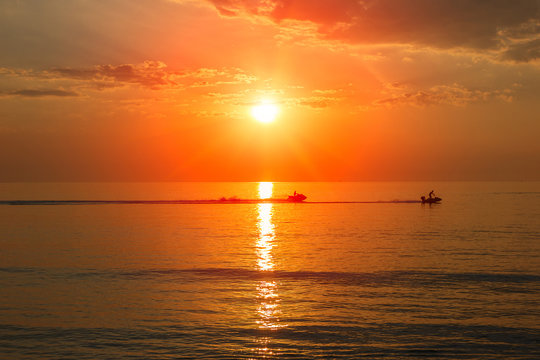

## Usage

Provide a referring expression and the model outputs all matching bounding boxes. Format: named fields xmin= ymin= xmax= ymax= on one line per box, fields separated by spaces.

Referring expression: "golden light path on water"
xmin=254 ymin=182 xmax=286 ymax=355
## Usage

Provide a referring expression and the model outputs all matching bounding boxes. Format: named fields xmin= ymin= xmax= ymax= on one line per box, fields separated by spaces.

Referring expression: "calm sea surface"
xmin=1 ymin=182 xmax=539 ymax=359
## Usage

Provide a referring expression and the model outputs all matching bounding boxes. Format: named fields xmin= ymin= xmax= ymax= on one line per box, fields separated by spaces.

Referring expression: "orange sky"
xmin=1 ymin=0 xmax=539 ymax=181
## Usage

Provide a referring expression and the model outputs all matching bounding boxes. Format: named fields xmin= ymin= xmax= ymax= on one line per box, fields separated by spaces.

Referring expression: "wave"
xmin=117 ymin=268 xmax=540 ymax=286
xmin=3 ymin=266 xmax=538 ymax=286
xmin=2 ymin=322 xmax=538 ymax=359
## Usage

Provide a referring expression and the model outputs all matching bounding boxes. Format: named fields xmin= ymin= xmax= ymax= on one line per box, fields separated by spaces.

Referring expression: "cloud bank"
xmin=207 ymin=0 xmax=540 ymax=62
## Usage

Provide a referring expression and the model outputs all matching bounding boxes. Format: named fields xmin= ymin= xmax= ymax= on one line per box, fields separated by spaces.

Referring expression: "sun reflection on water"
xmin=256 ymin=203 xmax=275 ymax=271
xmin=256 ymin=280 xmax=283 ymax=330
xmin=255 ymin=182 xmax=286 ymax=334
xmin=258 ymin=181 xmax=273 ymax=199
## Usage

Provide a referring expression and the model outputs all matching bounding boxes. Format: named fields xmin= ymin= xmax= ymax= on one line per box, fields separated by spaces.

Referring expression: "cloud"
xmin=1 ymin=62 xmax=260 ymax=97
xmin=206 ymin=0 xmax=539 ymax=61
xmin=500 ymin=38 xmax=540 ymax=62
xmin=4 ymin=89 xmax=78 ymax=98
xmin=499 ymin=19 xmax=540 ymax=39
xmin=373 ymin=84 xmax=514 ymax=108
xmin=49 ymin=63 xmax=258 ymax=90
xmin=290 ymin=88 xmax=349 ymax=108
xmin=207 ymin=0 xmax=276 ymax=17
xmin=50 ymin=61 xmax=175 ymax=89
xmin=297 ymin=97 xmax=334 ymax=108
xmin=181 ymin=67 xmax=258 ymax=87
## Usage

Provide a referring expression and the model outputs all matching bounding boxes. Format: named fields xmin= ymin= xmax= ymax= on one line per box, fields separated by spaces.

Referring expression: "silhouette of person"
xmin=429 ymin=190 xmax=435 ymax=199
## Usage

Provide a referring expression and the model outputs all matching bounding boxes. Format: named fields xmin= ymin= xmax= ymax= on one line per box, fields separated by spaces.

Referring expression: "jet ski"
xmin=421 ymin=196 xmax=442 ymax=204
xmin=288 ymin=192 xmax=307 ymax=202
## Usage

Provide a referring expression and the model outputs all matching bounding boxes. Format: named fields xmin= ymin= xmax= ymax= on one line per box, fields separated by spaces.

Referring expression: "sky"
xmin=1 ymin=0 xmax=539 ymax=181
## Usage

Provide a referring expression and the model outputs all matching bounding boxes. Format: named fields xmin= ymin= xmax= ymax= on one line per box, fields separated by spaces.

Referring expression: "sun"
xmin=251 ymin=101 xmax=279 ymax=123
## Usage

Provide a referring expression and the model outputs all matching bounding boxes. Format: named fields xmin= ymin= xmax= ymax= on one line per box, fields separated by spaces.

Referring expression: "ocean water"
xmin=0 ymin=182 xmax=539 ymax=359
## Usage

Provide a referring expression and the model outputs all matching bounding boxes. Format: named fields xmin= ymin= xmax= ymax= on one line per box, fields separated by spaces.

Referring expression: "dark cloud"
xmin=51 ymin=61 xmax=175 ymax=89
xmin=46 ymin=62 xmax=257 ymax=90
xmin=207 ymin=0 xmax=539 ymax=59
xmin=8 ymin=89 xmax=78 ymax=97
xmin=1 ymin=62 xmax=259 ymax=97
xmin=501 ymin=38 xmax=540 ymax=62
xmin=500 ymin=19 xmax=540 ymax=39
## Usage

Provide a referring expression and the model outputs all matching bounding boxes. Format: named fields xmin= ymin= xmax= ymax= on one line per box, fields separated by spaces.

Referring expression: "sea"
xmin=0 ymin=182 xmax=539 ymax=359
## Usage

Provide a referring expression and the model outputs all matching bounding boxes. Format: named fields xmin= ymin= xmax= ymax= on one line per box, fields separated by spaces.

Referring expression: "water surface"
xmin=1 ymin=182 xmax=539 ymax=358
